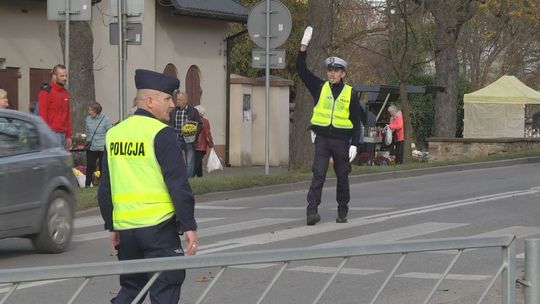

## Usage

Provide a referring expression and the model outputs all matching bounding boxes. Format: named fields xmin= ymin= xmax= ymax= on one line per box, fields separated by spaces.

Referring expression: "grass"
xmin=76 ymin=148 xmax=540 ymax=212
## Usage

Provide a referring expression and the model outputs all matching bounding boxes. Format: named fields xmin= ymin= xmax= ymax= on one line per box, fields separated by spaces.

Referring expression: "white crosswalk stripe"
xmin=289 ymin=266 xmax=380 ymax=276
xmin=198 ymin=218 xmax=296 ymax=238
xmin=473 ymin=226 xmax=540 ymax=239
xmin=259 ymin=206 xmax=392 ymax=211
xmin=315 ymin=222 xmax=468 ymax=248
xmin=436 ymin=226 xmax=540 ymax=255
xmin=195 ymin=205 xmax=248 ymax=210
xmin=395 ymin=272 xmax=490 ymax=281
xmin=0 ymin=280 xmax=68 ymax=293
xmin=73 ymin=218 xmax=290 ymax=242
xmin=73 ymin=217 xmax=225 ymax=242
xmin=74 ymin=215 xmax=104 ymax=229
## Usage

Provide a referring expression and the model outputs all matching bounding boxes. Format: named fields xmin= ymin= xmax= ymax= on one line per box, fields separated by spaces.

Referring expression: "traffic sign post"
xmin=251 ymin=49 xmax=286 ymax=69
xmin=247 ymin=0 xmax=291 ymax=175
xmin=47 ymin=0 xmax=92 ymax=90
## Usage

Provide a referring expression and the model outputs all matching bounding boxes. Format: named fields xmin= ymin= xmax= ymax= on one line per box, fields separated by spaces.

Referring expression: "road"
xmin=1 ymin=163 xmax=539 ymax=303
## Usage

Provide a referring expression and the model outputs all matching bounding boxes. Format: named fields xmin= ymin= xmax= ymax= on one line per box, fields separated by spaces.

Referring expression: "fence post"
xmin=502 ymin=236 xmax=516 ymax=304
xmin=525 ymin=239 xmax=540 ymax=304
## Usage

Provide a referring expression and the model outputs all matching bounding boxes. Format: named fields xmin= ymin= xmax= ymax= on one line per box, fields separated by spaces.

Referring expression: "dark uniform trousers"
xmin=112 ymin=217 xmax=185 ymax=304
xmin=307 ymin=136 xmax=351 ymax=217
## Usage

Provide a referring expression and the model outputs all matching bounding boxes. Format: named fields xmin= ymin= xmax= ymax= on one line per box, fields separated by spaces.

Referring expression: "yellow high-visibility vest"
xmin=310 ymin=82 xmax=353 ymax=129
xmin=106 ymin=115 xmax=174 ymax=230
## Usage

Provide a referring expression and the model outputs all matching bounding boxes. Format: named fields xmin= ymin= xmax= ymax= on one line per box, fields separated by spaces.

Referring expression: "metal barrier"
xmin=0 ymin=235 xmax=518 ymax=304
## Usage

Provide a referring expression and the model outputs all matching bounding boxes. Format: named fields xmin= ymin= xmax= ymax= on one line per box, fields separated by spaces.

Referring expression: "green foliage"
xmin=406 ymin=75 xmax=473 ymax=149
xmin=228 ymin=0 xmax=308 ymax=100
xmin=407 ymin=75 xmax=435 ymax=150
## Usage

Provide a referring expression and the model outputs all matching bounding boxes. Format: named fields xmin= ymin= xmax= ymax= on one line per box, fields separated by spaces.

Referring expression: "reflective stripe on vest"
xmin=106 ymin=115 xmax=174 ymax=230
xmin=310 ymin=82 xmax=353 ymax=129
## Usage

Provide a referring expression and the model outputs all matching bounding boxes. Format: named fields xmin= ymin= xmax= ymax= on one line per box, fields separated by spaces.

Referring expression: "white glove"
xmin=310 ymin=130 xmax=316 ymax=143
xmin=348 ymin=145 xmax=357 ymax=163
xmin=301 ymin=26 xmax=313 ymax=46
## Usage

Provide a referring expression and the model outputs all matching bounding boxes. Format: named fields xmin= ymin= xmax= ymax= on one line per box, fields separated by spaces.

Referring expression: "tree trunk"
xmin=426 ymin=0 xmax=481 ymax=138
xmin=289 ymin=0 xmax=334 ymax=169
xmin=400 ymin=81 xmax=413 ymax=163
xmin=58 ymin=21 xmax=96 ymax=135
xmin=432 ymin=14 xmax=459 ymax=138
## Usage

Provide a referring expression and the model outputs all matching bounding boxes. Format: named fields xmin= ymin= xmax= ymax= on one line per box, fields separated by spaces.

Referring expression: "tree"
xmin=419 ymin=0 xmax=483 ymax=138
xmin=58 ymin=21 xmax=96 ymax=136
xmin=385 ymin=0 xmax=433 ymax=162
xmin=458 ymin=0 xmax=540 ymax=89
xmin=289 ymin=0 xmax=334 ymax=169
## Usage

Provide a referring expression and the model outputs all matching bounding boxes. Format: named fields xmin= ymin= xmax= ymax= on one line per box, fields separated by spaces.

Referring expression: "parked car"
xmin=0 ymin=109 xmax=78 ymax=253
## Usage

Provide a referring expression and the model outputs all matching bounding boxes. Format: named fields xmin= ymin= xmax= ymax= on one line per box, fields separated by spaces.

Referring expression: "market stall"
xmin=463 ymin=75 xmax=540 ymax=138
xmin=353 ymin=84 xmax=443 ymax=165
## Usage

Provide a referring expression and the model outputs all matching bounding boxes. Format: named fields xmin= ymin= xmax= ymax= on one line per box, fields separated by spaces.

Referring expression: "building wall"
xmin=91 ymin=0 xmax=156 ymax=122
xmin=0 ymin=0 xmax=63 ymax=111
xmin=229 ymin=81 xmax=253 ymax=166
xmin=0 ymin=0 xmax=230 ymax=150
xmin=155 ymin=4 xmax=228 ymax=148
xmin=230 ymin=75 xmax=292 ymax=167
xmin=428 ymin=138 xmax=540 ymax=161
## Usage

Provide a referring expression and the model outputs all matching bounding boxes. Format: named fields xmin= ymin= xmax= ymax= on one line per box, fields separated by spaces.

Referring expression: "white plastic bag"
xmin=207 ymin=148 xmax=223 ymax=173
xmin=384 ymin=127 xmax=393 ymax=145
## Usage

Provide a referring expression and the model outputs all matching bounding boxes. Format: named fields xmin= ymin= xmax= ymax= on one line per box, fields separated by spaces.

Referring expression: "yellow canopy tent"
xmin=463 ymin=75 xmax=540 ymax=138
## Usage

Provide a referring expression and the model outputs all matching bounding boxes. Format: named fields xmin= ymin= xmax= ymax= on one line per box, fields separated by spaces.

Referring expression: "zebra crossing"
xmin=2 ymin=183 xmax=540 ymax=297
xmin=69 ymin=203 xmax=540 ymax=282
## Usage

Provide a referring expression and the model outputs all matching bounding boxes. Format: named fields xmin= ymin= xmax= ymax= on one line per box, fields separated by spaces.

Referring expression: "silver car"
xmin=0 ymin=109 xmax=78 ymax=253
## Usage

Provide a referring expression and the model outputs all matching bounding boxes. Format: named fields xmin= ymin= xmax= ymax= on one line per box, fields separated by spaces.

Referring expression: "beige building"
xmin=229 ymin=74 xmax=293 ymax=167
xmin=0 ymin=0 xmax=249 ymax=161
xmin=0 ymin=0 xmax=294 ymax=167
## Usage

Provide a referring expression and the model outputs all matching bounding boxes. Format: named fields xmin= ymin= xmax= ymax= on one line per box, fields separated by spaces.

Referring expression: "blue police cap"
xmin=325 ymin=56 xmax=347 ymax=70
xmin=135 ymin=69 xmax=180 ymax=96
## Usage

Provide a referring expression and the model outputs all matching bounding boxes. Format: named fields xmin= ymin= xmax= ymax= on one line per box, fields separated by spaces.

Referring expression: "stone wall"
xmin=428 ymin=137 xmax=540 ymax=162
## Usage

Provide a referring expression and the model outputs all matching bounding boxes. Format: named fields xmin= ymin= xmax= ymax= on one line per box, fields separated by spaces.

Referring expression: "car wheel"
xmin=32 ymin=190 xmax=74 ymax=253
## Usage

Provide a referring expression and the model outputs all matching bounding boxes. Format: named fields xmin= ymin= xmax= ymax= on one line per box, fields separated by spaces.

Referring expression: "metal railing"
xmin=0 ymin=235 xmax=519 ymax=304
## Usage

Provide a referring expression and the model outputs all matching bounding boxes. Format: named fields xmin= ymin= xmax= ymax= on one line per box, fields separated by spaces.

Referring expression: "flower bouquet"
xmin=181 ymin=121 xmax=198 ymax=143
xmin=72 ymin=133 xmax=87 ymax=150
xmin=92 ymin=170 xmax=101 ymax=186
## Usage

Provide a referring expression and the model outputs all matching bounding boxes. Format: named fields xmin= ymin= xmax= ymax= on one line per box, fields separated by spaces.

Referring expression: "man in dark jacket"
xmin=98 ymin=69 xmax=198 ymax=304
xmin=169 ymin=91 xmax=202 ymax=177
xmin=297 ymin=26 xmax=362 ymax=225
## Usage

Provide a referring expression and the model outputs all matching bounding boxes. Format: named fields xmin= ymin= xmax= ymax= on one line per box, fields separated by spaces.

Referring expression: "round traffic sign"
xmin=247 ymin=0 xmax=292 ymax=49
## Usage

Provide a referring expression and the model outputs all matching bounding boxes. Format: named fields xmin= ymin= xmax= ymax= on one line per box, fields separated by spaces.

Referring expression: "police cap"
xmin=135 ymin=69 xmax=180 ymax=96
xmin=325 ymin=56 xmax=347 ymax=70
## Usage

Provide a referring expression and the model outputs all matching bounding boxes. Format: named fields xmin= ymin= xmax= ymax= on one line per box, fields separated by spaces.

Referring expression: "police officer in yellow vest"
xmin=98 ymin=69 xmax=198 ymax=304
xmin=297 ymin=26 xmax=362 ymax=225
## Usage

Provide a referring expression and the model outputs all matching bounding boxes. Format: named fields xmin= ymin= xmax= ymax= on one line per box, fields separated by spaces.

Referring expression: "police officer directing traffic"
xmin=297 ymin=26 xmax=362 ymax=225
xmin=98 ymin=69 xmax=198 ymax=304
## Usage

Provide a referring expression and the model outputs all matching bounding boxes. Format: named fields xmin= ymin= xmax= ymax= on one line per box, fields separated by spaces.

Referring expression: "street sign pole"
xmin=48 ymin=0 xmax=92 ymax=88
xmin=64 ymin=0 xmax=70 ymax=89
xmin=247 ymin=0 xmax=291 ymax=175
xmin=264 ymin=0 xmax=270 ymax=175
xmin=117 ymin=0 xmax=124 ymax=120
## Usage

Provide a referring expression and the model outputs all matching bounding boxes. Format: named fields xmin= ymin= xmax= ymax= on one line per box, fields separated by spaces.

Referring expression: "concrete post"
xmin=525 ymin=239 xmax=540 ymax=304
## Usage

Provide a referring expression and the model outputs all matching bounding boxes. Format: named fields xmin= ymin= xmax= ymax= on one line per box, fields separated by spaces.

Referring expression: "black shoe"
xmin=336 ymin=216 xmax=348 ymax=223
xmin=306 ymin=214 xmax=321 ymax=226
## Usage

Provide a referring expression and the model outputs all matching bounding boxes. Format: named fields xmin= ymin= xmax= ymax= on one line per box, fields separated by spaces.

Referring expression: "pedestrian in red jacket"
xmin=388 ymin=105 xmax=404 ymax=164
xmin=38 ymin=64 xmax=72 ymax=149
xmin=194 ymin=105 xmax=214 ymax=177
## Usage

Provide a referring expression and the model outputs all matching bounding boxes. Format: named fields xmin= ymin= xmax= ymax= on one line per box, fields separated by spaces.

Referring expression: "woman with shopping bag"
xmin=194 ymin=105 xmax=214 ymax=177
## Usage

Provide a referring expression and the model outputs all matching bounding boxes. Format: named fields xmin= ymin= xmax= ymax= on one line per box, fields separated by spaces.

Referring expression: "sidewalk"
xmin=204 ymin=165 xmax=289 ymax=177
xmin=195 ymin=156 xmax=540 ymax=203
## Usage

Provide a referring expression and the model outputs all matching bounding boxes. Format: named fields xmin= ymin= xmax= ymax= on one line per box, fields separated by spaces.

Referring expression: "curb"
xmin=195 ymin=156 xmax=540 ymax=203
